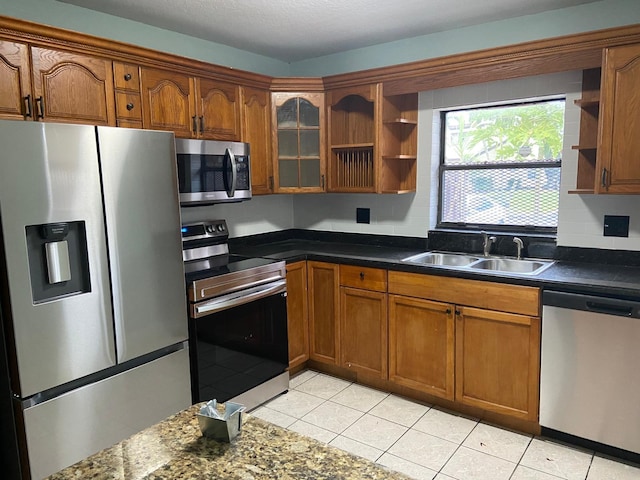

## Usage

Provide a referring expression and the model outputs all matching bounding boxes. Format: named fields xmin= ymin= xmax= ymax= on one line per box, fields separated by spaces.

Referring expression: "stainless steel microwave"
xmin=175 ymin=139 xmax=251 ymax=206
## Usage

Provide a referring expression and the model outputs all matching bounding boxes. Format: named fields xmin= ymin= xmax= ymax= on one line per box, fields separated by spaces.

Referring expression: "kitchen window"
xmin=438 ymin=99 xmax=564 ymax=233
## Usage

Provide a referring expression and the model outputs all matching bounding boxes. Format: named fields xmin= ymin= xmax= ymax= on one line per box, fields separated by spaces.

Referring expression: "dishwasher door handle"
xmin=586 ymin=301 xmax=633 ymax=317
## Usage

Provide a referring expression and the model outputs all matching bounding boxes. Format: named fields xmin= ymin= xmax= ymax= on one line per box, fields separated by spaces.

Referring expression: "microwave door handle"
xmin=225 ymin=148 xmax=237 ymax=198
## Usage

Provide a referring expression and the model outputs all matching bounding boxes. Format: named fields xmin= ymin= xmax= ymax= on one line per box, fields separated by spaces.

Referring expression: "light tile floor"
xmin=252 ymin=370 xmax=640 ymax=480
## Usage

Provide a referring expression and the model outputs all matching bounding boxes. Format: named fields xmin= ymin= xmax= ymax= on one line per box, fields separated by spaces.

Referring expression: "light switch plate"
xmin=603 ymin=215 xmax=629 ymax=237
xmin=356 ymin=208 xmax=370 ymax=224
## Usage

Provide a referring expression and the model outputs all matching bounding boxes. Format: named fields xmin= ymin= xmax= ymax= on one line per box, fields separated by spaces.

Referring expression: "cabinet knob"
xmin=446 ymin=308 xmax=452 ymax=315
xmin=126 ymin=103 xmax=134 ymax=111
xmin=124 ymin=73 xmax=132 ymax=81
xmin=359 ymin=272 xmax=365 ymax=280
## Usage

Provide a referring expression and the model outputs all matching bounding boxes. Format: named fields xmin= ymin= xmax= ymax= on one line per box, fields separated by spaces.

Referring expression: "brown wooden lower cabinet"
xmin=388 ymin=295 xmax=455 ymax=400
xmin=340 ymin=286 xmax=387 ymax=379
xmin=455 ymin=306 xmax=541 ymax=422
xmin=286 ymin=261 xmax=309 ymax=369
xmin=307 ymin=261 xmax=340 ymax=365
xmin=293 ymin=262 xmax=541 ymax=426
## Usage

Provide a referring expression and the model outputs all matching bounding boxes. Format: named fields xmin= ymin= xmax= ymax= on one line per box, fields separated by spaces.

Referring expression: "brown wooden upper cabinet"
xmin=572 ymin=43 xmax=640 ymax=194
xmin=271 ymin=92 xmax=326 ymax=193
xmin=0 ymin=41 xmax=115 ymax=125
xmin=140 ymin=67 xmax=240 ymax=140
xmin=241 ymin=86 xmax=272 ymax=195
xmin=327 ymin=84 xmax=379 ymax=193
xmin=326 ymin=83 xmax=417 ymax=194
xmin=596 ymin=43 xmax=640 ymax=193
xmin=113 ymin=62 xmax=142 ymax=129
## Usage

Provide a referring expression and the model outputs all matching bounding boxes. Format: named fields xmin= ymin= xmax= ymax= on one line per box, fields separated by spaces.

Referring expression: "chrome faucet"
xmin=513 ymin=237 xmax=524 ymax=260
xmin=481 ymin=231 xmax=496 ymax=257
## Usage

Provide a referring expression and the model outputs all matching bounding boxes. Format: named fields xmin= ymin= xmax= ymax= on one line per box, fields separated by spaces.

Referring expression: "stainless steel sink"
xmin=402 ymin=251 xmax=554 ymax=276
xmin=468 ymin=258 xmax=554 ymax=275
xmin=402 ymin=252 xmax=481 ymax=267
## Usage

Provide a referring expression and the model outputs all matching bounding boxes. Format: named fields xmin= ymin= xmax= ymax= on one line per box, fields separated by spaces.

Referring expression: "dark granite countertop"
xmin=231 ymin=237 xmax=640 ymax=300
xmin=46 ymin=405 xmax=410 ymax=480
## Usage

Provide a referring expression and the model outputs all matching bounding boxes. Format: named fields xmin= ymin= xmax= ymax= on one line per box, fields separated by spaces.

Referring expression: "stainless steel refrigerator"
xmin=0 ymin=121 xmax=191 ymax=479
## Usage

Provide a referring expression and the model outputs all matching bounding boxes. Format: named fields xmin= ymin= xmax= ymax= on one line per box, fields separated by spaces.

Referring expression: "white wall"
xmin=290 ymin=0 xmax=640 ymax=76
xmin=180 ymin=194 xmax=294 ymax=238
xmin=292 ymin=71 xmax=640 ymax=251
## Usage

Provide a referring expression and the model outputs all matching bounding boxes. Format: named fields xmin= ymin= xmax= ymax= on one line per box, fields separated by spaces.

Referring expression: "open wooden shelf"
xmin=383 ymin=118 xmax=418 ymax=125
xmin=331 ymin=143 xmax=374 ymax=149
xmin=570 ymin=68 xmax=601 ymax=194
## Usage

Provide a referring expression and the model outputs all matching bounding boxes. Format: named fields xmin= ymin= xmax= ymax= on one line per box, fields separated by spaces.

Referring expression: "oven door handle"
xmin=194 ymin=280 xmax=286 ymax=317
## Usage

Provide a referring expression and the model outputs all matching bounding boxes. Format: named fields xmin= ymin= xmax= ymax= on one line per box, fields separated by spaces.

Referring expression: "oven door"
xmin=189 ymin=281 xmax=288 ymax=404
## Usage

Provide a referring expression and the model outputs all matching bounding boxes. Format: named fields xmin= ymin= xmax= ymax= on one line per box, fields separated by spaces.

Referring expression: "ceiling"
xmin=57 ymin=0 xmax=600 ymax=63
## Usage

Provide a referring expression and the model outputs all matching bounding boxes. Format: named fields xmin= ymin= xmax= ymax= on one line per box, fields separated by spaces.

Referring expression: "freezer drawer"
xmin=540 ymin=291 xmax=640 ymax=455
xmin=22 ymin=347 xmax=191 ymax=479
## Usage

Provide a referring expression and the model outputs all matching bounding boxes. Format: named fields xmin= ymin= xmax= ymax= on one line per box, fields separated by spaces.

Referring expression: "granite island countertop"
xmin=46 ymin=404 xmax=411 ymax=480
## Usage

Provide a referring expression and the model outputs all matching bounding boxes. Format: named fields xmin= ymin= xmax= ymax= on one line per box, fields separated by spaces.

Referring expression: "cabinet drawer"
xmin=113 ymin=63 xmax=140 ymax=91
xmin=388 ymin=271 xmax=539 ymax=316
xmin=340 ymin=265 xmax=387 ymax=292
xmin=115 ymin=92 xmax=142 ymax=120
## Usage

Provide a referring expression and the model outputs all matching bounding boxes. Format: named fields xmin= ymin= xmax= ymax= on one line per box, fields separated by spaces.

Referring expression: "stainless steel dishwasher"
xmin=540 ymin=290 xmax=640 ymax=456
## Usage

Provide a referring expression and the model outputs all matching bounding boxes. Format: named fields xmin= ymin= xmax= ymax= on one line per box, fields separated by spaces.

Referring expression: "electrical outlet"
xmin=603 ymin=215 xmax=629 ymax=237
xmin=356 ymin=208 xmax=370 ymax=224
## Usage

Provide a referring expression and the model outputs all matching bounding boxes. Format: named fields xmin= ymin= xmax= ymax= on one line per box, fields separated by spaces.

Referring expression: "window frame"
xmin=436 ymin=99 xmax=563 ymax=234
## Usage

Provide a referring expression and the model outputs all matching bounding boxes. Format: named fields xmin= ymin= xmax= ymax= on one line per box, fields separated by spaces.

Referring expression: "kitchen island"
xmin=46 ymin=404 xmax=410 ymax=480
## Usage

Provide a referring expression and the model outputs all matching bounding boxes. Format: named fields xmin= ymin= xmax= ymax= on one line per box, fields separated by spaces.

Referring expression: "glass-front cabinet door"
xmin=272 ymin=92 xmax=326 ymax=192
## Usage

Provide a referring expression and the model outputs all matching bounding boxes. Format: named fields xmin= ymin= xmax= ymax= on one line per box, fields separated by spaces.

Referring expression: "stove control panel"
xmin=181 ymin=220 xmax=228 ymax=242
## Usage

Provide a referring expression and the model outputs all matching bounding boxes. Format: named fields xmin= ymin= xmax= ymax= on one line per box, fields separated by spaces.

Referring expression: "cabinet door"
xmin=272 ymin=92 xmax=326 ymax=193
xmin=388 ymin=295 xmax=454 ymax=400
xmin=340 ymin=287 xmax=387 ymax=379
xmin=307 ymin=261 xmax=339 ymax=365
xmin=455 ymin=306 xmax=540 ymax=421
xmin=197 ymin=78 xmax=240 ymax=140
xmin=140 ymin=67 xmax=195 ymax=138
xmin=241 ymin=86 xmax=272 ymax=194
xmin=0 ymin=40 xmax=32 ymax=120
xmin=286 ymin=261 xmax=309 ymax=369
xmin=30 ymin=47 xmax=115 ymax=125
xmin=597 ymin=43 xmax=640 ymax=193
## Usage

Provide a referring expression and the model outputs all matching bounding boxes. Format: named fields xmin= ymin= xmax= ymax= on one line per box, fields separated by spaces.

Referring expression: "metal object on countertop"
xmin=197 ymin=400 xmax=246 ymax=442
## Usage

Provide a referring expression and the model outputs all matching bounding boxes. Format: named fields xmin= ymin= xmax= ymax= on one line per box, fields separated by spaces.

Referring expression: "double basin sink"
xmin=402 ymin=251 xmax=554 ymax=276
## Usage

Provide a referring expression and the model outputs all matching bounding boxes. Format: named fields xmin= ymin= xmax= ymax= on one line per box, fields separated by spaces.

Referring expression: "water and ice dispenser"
xmin=25 ymin=221 xmax=91 ymax=303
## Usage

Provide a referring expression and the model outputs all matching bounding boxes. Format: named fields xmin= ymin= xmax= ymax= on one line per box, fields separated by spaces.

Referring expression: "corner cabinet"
xmin=0 ymin=41 xmax=115 ymax=125
xmin=140 ymin=67 xmax=240 ymax=140
xmin=572 ymin=44 xmax=640 ymax=194
xmin=271 ymin=92 xmax=326 ymax=192
xmin=327 ymin=83 xmax=417 ymax=193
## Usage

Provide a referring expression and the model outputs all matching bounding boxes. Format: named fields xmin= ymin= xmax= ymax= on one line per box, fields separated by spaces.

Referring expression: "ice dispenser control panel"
xmin=26 ymin=221 xmax=91 ymax=303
